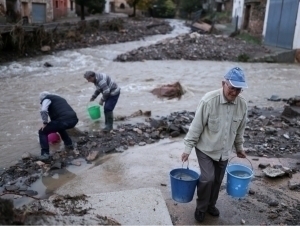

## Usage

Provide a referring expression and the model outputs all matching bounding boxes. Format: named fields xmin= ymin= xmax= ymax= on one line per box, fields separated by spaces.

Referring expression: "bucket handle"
xmin=228 ymin=156 xmax=253 ymax=171
xmin=87 ymin=102 xmax=100 ymax=108
xmin=182 ymin=160 xmax=189 ymax=169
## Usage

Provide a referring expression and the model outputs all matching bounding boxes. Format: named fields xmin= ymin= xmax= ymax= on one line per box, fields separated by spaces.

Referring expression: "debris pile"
xmin=114 ymin=32 xmax=271 ymax=62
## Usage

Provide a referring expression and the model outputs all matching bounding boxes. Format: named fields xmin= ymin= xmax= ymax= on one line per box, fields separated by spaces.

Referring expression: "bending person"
xmin=39 ymin=91 xmax=78 ymax=160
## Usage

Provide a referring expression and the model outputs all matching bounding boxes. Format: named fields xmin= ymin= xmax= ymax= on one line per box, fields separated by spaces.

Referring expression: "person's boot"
xmin=102 ymin=111 xmax=113 ymax=132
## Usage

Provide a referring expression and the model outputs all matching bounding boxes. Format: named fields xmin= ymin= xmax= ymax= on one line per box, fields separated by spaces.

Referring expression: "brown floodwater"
xmin=0 ymin=19 xmax=299 ymax=169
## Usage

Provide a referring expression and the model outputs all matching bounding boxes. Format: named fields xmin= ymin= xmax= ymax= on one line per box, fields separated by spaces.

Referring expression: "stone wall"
xmin=247 ymin=0 xmax=266 ymax=35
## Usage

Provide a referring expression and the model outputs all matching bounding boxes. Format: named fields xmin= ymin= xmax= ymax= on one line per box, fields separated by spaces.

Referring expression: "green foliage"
xmin=152 ymin=0 xmax=176 ymax=18
xmin=214 ymin=11 xmax=231 ymax=23
xmin=237 ymin=54 xmax=250 ymax=62
xmin=181 ymin=0 xmax=202 ymax=15
xmin=237 ymin=33 xmax=262 ymax=45
xmin=75 ymin=0 xmax=106 ymax=14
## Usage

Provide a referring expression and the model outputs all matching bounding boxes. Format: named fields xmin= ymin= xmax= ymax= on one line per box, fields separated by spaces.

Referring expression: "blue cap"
xmin=224 ymin=67 xmax=248 ymax=88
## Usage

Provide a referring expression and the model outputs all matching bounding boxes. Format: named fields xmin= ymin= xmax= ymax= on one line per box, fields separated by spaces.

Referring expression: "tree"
xmin=126 ymin=0 xmax=154 ymax=17
xmin=181 ymin=0 xmax=203 ymax=19
xmin=75 ymin=0 xmax=106 ymax=20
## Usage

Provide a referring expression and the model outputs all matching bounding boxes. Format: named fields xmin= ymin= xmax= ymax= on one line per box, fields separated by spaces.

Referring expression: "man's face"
xmin=222 ymin=80 xmax=242 ymax=102
xmin=86 ymin=77 xmax=95 ymax=83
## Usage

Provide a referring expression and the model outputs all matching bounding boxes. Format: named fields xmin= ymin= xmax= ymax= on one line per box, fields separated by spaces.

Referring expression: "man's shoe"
xmin=65 ymin=144 xmax=74 ymax=150
xmin=39 ymin=154 xmax=50 ymax=161
xmin=207 ymin=206 xmax=220 ymax=216
xmin=194 ymin=209 xmax=205 ymax=222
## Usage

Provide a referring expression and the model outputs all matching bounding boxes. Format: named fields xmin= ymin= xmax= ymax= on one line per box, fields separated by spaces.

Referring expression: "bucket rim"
xmin=226 ymin=163 xmax=253 ymax=179
xmin=169 ymin=168 xmax=200 ymax=180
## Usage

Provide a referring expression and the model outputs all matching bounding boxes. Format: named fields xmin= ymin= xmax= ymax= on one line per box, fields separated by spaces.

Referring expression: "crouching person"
xmin=39 ymin=91 xmax=78 ymax=160
xmin=84 ymin=71 xmax=120 ymax=132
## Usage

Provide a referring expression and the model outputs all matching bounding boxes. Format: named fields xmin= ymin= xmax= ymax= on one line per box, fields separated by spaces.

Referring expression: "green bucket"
xmin=87 ymin=104 xmax=101 ymax=120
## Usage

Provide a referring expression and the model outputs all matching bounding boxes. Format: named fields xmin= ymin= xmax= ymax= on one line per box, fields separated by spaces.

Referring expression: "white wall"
xmin=262 ymin=0 xmax=270 ymax=37
xmin=232 ymin=0 xmax=244 ymax=29
xmin=293 ymin=2 xmax=300 ymax=49
xmin=104 ymin=0 xmax=110 ymax=13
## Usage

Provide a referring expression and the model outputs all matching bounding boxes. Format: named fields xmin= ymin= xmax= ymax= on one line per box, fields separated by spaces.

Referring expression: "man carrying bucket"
xmin=181 ymin=67 xmax=248 ymax=222
xmin=39 ymin=91 xmax=78 ymax=160
xmin=84 ymin=71 xmax=120 ymax=132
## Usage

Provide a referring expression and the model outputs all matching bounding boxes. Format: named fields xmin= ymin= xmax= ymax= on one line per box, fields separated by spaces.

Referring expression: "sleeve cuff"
xmin=184 ymin=147 xmax=192 ymax=155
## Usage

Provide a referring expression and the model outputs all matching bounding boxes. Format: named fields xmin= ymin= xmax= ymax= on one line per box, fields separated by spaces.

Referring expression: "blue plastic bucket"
xmin=226 ymin=163 xmax=253 ymax=198
xmin=170 ymin=167 xmax=200 ymax=203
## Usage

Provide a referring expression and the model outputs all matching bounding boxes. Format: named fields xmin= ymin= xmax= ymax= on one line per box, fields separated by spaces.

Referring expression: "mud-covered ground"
xmin=1 ymin=100 xmax=300 ymax=224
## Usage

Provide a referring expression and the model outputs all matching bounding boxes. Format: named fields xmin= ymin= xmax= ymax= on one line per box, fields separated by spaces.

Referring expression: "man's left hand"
xmin=40 ymin=124 xmax=46 ymax=131
xmin=237 ymin=150 xmax=246 ymax=158
xmin=99 ymin=99 xmax=104 ymax=106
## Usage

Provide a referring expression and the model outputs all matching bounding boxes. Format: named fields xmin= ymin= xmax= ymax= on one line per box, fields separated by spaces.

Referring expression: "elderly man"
xmin=181 ymin=67 xmax=248 ymax=222
xmin=39 ymin=91 xmax=78 ymax=160
xmin=84 ymin=71 xmax=120 ymax=132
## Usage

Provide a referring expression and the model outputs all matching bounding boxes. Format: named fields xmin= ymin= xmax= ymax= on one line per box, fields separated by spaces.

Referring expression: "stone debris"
xmin=115 ymin=32 xmax=272 ymax=62
xmin=263 ymin=166 xmax=286 ymax=178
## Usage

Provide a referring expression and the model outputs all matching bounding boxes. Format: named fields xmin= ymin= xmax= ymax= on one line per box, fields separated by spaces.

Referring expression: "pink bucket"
xmin=48 ymin=133 xmax=60 ymax=144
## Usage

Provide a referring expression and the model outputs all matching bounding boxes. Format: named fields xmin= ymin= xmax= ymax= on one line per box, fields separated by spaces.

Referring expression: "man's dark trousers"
xmin=39 ymin=118 xmax=78 ymax=155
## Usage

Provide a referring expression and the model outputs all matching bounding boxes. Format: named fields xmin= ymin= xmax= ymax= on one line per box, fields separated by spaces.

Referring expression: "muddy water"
xmin=0 ymin=19 xmax=299 ymax=169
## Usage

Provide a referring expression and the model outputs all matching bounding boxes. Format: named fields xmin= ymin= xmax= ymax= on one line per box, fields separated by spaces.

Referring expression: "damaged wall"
xmin=53 ymin=0 xmax=67 ymax=20
xmin=23 ymin=0 xmax=53 ymax=23
xmin=244 ymin=0 xmax=266 ymax=35
xmin=5 ymin=0 xmax=53 ymax=23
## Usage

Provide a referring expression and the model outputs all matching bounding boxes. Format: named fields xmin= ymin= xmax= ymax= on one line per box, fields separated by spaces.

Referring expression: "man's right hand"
xmin=181 ymin=153 xmax=190 ymax=162
xmin=90 ymin=97 xmax=95 ymax=102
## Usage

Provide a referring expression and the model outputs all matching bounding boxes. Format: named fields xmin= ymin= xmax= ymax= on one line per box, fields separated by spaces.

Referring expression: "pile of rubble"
xmin=114 ymin=32 xmax=271 ymax=62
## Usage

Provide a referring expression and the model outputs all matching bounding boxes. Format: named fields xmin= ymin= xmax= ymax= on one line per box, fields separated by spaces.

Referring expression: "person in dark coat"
xmin=39 ymin=91 xmax=78 ymax=160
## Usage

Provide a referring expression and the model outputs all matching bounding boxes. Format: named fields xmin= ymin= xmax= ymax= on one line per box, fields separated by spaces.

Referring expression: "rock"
xmin=41 ymin=46 xmax=51 ymax=52
xmin=269 ymin=200 xmax=279 ymax=207
xmin=86 ymin=150 xmax=99 ymax=161
xmin=133 ymin=128 xmax=143 ymax=134
xmin=281 ymin=105 xmax=300 ymax=120
xmin=170 ymin=131 xmax=181 ymax=137
xmin=43 ymin=62 xmax=53 ymax=67
xmin=138 ymin=142 xmax=146 ymax=146
xmin=5 ymin=185 xmax=19 ymax=191
xmin=248 ymin=189 xmax=255 ymax=195
xmin=263 ymin=166 xmax=286 ymax=177
xmin=288 ymin=173 xmax=300 ymax=190
xmin=71 ymin=160 xmax=81 ymax=166
xmin=258 ymin=163 xmax=270 ymax=169
xmin=282 ymin=133 xmax=290 ymax=139
xmin=23 ymin=190 xmax=38 ymax=196
xmin=35 ymin=161 xmax=45 ymax=166
xmin=21 ymin=152 xmax=31 ymax=159
xmin=268 ymin=95 xmax=281 ymax=101
xmin=241 ymin=219 xmax=246 ymax=224
xmin=50 ymin=162 xmax=62 ymax=170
